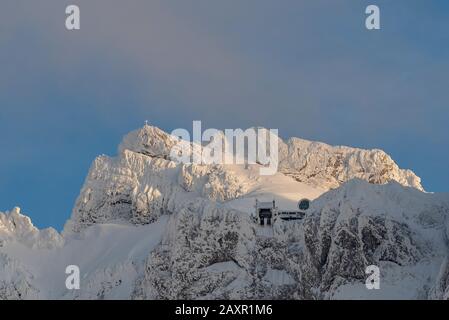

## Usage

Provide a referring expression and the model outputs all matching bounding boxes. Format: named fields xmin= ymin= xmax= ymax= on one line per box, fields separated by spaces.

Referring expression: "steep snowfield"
xmin=1 ymin=124 xmax=447 ymax=299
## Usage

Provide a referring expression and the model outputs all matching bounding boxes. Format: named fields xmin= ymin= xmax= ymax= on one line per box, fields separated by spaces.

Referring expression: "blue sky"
xmin=1 ymin=0 xmax=448 ymax=230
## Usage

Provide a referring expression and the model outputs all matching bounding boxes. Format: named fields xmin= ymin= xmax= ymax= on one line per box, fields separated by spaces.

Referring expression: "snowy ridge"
xmin=0 ymin=207 xmax=62 ymax=249
xmin=208 ymin=127 xmax=422 ymax=190
xmin=0 ymin=253 xmax=40 ymax=299
xmin=0 ymin=124 xmax=448 ymax=300
xmin=278 ymin=137 xmax=423 ymax=191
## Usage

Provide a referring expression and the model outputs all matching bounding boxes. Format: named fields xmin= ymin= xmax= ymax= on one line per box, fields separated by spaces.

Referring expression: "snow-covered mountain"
xmin=1 ymin=124 xmax=448 ymax=300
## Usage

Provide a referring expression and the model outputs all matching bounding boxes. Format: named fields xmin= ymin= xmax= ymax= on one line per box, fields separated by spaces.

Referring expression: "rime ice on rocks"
xmin=1 ymin=124 xmax=447 ymax=299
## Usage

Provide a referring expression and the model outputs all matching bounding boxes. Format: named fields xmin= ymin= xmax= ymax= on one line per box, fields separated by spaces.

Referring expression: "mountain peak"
xmin=1 ymin=124 xmax=448 ymax=300
xmin=118 ymin=125 xmax=423 ymax=191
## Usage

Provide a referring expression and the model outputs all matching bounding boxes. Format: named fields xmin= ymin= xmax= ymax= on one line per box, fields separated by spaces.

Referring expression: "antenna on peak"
xmin=144 ymin=120 xmax=149 ymax=126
